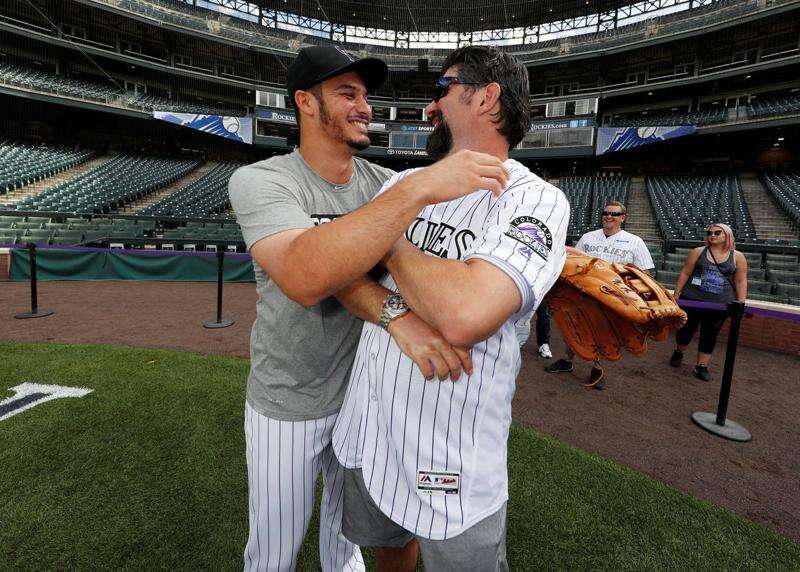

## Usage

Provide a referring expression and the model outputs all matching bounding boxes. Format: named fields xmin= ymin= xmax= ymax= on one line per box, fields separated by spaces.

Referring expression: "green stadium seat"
xmin=24 ymin=229 xmax=53 ymax=244
xmin=766 ymin=253 xmax=798 ymax=264
xmin=775 ymin=283 xmax=800 ymax=299
xmin=51 ymin=231 xmax=85 ymax=245
xmin=766 ymin=260 xmax=799 ymax=272
xmin=768 ymin=270 xmax=800 ymax=284
xmin=742 ymin=252 xmax=762 ymax=266
xmin=13 ymin=221 xmax=45 ymax=230
xmin=657 ymin=270 xmax=680 ymax=287
xmin=749 ymin=280 xmax=773 ymax=295
xmin=25 ymin=216 xmax=52 ymax=225
xmin=748 ymin=292 xmax=786 ymax=303
xmin=747 ymin=268 xmax=766 ymax=281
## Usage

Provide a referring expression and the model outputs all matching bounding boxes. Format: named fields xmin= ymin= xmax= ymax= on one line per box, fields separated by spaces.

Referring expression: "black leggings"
xmin=675 ymin=306 xmax=730 ymax=355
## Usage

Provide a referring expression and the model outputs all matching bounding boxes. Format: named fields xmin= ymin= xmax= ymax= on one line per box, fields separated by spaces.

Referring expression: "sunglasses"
xmin=602 ymin=211 xmax=624 ymax=217
xmin=433 ymin=76 xmax=482 ymax=102
xmin=706 ymin=230 xmax=724 ymax=236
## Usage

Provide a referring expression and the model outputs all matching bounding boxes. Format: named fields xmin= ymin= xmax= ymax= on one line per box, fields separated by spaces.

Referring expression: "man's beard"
xmin=425 ymin=116 xmax=452 ymax=159
xmin=319 ymin=99 xmax=371 ymax=151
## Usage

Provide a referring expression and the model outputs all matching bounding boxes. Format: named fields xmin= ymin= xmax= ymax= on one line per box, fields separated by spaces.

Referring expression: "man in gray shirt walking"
xmin=229 ymin=46 xmax=508 ymax=571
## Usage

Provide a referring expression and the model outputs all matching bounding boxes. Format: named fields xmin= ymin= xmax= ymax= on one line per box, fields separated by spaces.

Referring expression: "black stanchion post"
xmin=691 ymin=301 xmax=751 ymax=442
xmin=15 ymin=242 xmax=54 ymax=319
xmin=203 ymin=250 xmax=234 ymax=329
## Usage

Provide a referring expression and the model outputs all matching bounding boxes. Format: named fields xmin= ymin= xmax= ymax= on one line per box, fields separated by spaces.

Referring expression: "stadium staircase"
xmin=622 ymin=176 xmax=661 ymax=242
xmin=117 ymin=161 xmax=217 ymax=214
xmin=739 ymin=173 xmax=798 ymax=241
xmin=0 ymin=154 xmax=113 ymax=207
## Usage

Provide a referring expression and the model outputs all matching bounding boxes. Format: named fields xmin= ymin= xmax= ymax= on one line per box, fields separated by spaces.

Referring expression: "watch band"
xmin=379 ymin=293 xmax=409 ymax=329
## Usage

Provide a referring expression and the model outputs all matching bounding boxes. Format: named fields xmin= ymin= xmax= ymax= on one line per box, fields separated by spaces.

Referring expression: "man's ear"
xmin=295 ymin=90 xmax=318 ymax=119
xmin=478 ymin=82 xmax=501 ymax=115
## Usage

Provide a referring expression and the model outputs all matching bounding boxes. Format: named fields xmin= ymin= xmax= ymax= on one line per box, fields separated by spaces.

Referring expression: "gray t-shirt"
xmin=228 ymin=150 xmax=394 ymax=421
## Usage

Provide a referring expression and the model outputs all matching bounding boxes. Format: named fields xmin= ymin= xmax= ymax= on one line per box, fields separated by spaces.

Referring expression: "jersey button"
xmin=370 ymin=393 xmax=378 ymax=401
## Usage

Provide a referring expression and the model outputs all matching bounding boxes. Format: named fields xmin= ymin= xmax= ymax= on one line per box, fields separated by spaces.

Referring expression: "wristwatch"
xmin=378 ymin=293 xmax=409 ymax=329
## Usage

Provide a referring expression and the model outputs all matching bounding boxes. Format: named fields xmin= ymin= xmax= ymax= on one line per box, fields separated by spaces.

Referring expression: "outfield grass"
xmin=0 ymin=342 xmax=797 ymax=570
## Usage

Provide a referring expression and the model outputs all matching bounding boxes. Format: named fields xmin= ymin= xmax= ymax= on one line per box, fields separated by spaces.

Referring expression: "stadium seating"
xmin=0 ymin=215 xmax=156 ymax=245
xmin=747 ymin=93 xmax=800 ymax=119
xmin=140 ymin=161 xmax=244 ymax=218
xmin=0 ymin=141 xmax=95 ymax=194
xmin=610 ymin=107 xmax=726 ymax=127
xmin=760 ymin=172 xmax=800 ymax=227
xmin=11 ymin=154 xmax=201 ymax=214
xmin=559 ymin=175 xmax=630 ymax=238
xmin=646 ymin=175 xmax=757 ymax=242
xmin=0 ymin=61 xmax=245 ymax=116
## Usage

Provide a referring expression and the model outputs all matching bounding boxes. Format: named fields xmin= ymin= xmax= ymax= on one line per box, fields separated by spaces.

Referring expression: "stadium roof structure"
xmin=221 ymin=0 xmax=699 ymax=34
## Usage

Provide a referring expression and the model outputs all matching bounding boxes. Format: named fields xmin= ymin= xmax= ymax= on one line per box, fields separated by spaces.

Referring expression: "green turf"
xmin=0 ymin=342 xmax=797 ymax=570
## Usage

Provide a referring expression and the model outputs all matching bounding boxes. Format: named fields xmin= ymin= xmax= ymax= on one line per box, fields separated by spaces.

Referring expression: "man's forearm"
xmin=334 ymin=275 xmax=391 ymax=323
xmin=385 ymin=243 xmax=521 ymax=347
xmin=280 ymin=180 xmax=427 ymax=305
xmin=387 ymin=244 xmax=472 ymax=329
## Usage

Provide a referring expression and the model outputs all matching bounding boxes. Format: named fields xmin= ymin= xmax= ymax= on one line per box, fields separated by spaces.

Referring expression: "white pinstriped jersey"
xmin=575 ymin=228 xmax=654 ymax=269
xmin=332 ymin=159 xmax=570 ymax=540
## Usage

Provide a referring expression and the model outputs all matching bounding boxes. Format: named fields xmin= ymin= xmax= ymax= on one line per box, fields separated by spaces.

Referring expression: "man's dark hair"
xmin=441 ymin=46 xmax=531 ymax=148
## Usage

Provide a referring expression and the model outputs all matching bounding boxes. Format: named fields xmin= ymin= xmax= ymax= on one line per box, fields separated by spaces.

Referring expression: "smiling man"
xmin=229 ymin=46 xmax=510 ymax=571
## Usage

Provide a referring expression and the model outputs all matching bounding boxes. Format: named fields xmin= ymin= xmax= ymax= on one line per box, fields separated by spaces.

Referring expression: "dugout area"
xmin=1 ymin=280 xmax=798 ymax=569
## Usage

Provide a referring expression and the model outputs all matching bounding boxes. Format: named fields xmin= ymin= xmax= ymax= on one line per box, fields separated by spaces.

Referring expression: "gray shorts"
xmin=340 ymin=462 xmax=508 ymax=572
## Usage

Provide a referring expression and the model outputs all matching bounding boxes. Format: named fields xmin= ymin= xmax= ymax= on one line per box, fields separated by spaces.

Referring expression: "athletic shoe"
xmin=545 ymin=359 xmax=573 ymax=373
xmin=584 ymin=367 xmax=606 ymax=390
xmin=538 ymin=343 xmax=552 ymax=359
xmin=669 ymin=350 xmax=684 ymax=368
xmin=694 ymin=365 xmax=711 ymax=382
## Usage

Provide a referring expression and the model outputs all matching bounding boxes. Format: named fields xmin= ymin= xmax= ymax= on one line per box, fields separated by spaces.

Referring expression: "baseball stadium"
xmin=1 ymin=0 xmax=800 ymax=569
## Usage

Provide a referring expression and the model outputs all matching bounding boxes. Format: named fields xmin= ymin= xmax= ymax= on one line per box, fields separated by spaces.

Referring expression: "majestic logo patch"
xmin=417 ymin=470 xmax=460 ymax=495
xmin=0 ymin=383 xmax=93 ymax=421
xmin=505 ymin=216 xmax=552 ymax=260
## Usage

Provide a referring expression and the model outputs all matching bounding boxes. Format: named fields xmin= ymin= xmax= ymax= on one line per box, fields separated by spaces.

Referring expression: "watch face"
xmin=387 ymin=294 xmax=407 ymax=311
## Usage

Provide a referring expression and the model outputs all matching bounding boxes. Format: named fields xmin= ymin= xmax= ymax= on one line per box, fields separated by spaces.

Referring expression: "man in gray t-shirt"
xmin=229 ymin=46 xmax=508 ymax=571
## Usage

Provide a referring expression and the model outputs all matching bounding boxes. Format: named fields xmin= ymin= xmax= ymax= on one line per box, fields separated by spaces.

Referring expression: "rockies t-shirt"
xmin=228 ymin=150 xmax=394 ymax=421
xmin=575 ymin=228 xmax=654 ymax=269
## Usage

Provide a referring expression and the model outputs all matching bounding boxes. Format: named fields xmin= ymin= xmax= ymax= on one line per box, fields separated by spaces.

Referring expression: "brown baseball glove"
xmin=547 ymin=252 xmax=687 ymax=362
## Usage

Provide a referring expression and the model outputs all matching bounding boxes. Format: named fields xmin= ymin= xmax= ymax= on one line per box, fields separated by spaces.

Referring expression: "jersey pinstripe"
xmin=244 ymin=403 xmax=363 ymax=571
xmin=575 ymin=228 xmax=654 ymax=269
xmin=332 ymin=160 xmax=570 ymax=540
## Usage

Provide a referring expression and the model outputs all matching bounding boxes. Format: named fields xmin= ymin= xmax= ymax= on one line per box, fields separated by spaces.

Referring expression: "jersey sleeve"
xmin=228 ymin=164 xmax=315 ymax=251
xmin=372 ymin=168 xmax=418 ymax=200
xmin=633 ymin=236 xmax=655 ymax=270
xmin=464 ymin=182 xmax=570 ymax=315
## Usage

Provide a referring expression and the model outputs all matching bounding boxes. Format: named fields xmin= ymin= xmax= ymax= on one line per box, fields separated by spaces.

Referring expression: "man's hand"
xmin=387 ymin=312 xmax=472 ymax=381
xmin=403 ymin=150 xmax=509 ymax=204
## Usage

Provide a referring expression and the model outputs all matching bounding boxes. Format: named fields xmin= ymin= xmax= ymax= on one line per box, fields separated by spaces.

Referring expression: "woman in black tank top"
xmin=668 ymin=223 xmax=749 ymax=382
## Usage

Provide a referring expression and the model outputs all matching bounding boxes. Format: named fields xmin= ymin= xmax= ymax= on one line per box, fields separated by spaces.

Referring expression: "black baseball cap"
xmin=286 ymin=46 xmax=388 ymax=109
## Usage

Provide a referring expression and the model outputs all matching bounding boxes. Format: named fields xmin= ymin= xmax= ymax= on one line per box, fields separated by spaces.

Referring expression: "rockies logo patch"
xmin=505 ymin=216 xmax=552 ymax=261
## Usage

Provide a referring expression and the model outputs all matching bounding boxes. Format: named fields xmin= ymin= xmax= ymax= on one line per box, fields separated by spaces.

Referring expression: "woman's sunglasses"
xmin=601 ymin=211 xmax=624 ymax=217
xmin=433 ymin=76 xmax=482 ymax=102
xmin=706 ymin=230 xmax=723 ymax=236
